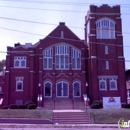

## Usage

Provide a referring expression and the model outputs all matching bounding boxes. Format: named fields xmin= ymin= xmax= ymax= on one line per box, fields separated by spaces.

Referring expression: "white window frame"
xmin=105 ymin=46 xmax=108 ymax=54
xmin=44 ymin=81 xmax=52 ymax=98
xmin=56 ymin=81 xmax=69 ymax=98
xmin=99 ymin=78 xmax=107 ymax=90
xmin=73 ymin=81 xmax=81 ymax=97
xmin=127 ymin=89 xmax=130 ymax=98
xmin=43 ymin=48 xmax=53 ymax=70
xmin=16 ymin=77 xmax=24 ymax=92
xmin=72 ymin=48 xmax=81 ymax=70
xmin=14 ymin=56 xmax=26 ymax=68
xmin=109 ymin=78 xmax=117 ymax=90
xmin=96 ymin=18 xmax=115 ymax=39
xmin=55 ymin=45 xmax=69 ymax=70
xmin=106 ymin=61 xmax=109 ymax=70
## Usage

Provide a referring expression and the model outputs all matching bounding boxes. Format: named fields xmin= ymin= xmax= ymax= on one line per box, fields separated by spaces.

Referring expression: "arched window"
xmin=16 ymin=77 xmax=23 ymax=91
xmin=110 ymin=78 xmax=117 ymax=90
xmin=99 ymin=78 xmax=107 ymax=90
xmin=55 ymin=45 xmax=69 ymax=69
xmin=44 ymin=82 xmax=52 ymax=97
xmin=73 ymin=81 xmax=81 ymax=97
xmin=72 ymin=48 xmax=81 ymax=69
xmin=96 ymin=18 xmax=115 ymax=39
xmin=43 ymin=48 xmax=53 ymax=69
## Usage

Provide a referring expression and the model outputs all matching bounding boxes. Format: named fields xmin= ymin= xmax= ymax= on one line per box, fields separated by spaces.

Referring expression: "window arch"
xmin=44 ymin=81 xmax=52 ymax=97
xmin=99 ymin=78 xmax=107 ymax=90
xmin=16 ymin=77 xmax=24 ymax=91
xmin=72 ymin=48 xmax=81 ymax=69
xmin=73 ymin=81 xmax=81 ymax=97
xmin=110 ymin=78 xmax=117 ymax=90
xmin=96 ymin=18 xmax=115 ymax=39
xmin=56 ymin=81 xmax=69 ymax=97
xmin=55 ymin=45 xmax=69 ymax=69
xmin=43 ymin=48 xmax=53 ymax=69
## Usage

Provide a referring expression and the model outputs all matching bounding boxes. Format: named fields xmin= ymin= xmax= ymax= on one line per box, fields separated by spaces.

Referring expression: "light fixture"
xmin=38 ymin=83 xmax=41 ymax=87
xmin=84 ymin=97 xmax=87 ymax=102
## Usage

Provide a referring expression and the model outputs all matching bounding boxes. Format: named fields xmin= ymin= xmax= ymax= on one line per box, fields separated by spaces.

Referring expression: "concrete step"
xmin=53 ymin=111 xmax=91 ymax=124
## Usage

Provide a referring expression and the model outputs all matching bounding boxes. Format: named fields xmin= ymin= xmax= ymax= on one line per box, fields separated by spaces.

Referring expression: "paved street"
xmin=0 ymin=128 xmax=129 ymax=130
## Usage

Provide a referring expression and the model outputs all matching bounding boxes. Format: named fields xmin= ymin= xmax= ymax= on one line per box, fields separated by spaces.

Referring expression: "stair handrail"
xmin=83 ymin=94 xmax=90 ymax=109
xmin=72 ymin=98 xmax=74 ymax=109
xmin=53 ymin=98 xmax=55 ymax=110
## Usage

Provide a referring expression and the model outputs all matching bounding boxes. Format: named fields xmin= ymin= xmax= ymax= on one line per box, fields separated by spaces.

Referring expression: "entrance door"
xmin=73 ymin=82 xmax=81 ymax=97
xmin=56 ymin=82 xmax=69 ymax=97
xmin=44 ymin=82 xmax=52 ymax=98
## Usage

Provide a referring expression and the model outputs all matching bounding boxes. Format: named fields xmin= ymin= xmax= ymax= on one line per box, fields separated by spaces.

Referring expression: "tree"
xmin=0 ymin=60 xmax=6 ymax=72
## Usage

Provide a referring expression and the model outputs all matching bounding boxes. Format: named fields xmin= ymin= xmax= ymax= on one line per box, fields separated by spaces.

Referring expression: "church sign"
xmin=103 ymin=97 xmax=121 ymax=109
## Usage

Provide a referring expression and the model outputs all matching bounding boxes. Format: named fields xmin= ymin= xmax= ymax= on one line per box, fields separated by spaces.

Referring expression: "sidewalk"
xmin=0 ymin=124 xmax=118 ymax=128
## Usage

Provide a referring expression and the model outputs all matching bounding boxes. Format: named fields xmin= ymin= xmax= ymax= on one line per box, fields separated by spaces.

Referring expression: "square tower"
xmin=85 ymin=4 xmax=126 ymax=103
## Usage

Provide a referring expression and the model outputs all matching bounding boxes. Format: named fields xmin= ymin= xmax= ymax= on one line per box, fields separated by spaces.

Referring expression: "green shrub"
xmin=25 ymin=100 xmax=34 ymax=108
xmin=9 ymin=104 xmax=18 ymax=109
xmin=27 ymin=104 xmax=37 ymax=109
xmin=92 ymin=100 xmax=101 ymax=104
xmin=17 ymin=104 xmax=26 ymax=109
xmin=91 ymin=100 xmax=102 ymax=109
xmin=90 ymin=104 xmax=102 ymax=109
xmin=1 ymin=106 xmax=8 ymax=109
xmin=122 ymin=104 xmax=130 ymax=108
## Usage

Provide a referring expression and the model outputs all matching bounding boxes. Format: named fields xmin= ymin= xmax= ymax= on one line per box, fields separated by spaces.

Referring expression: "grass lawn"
xmin=87 ymin=108 xmax=130 ymax=124
xmin=0 ymin=109 xmax=52 ymax=120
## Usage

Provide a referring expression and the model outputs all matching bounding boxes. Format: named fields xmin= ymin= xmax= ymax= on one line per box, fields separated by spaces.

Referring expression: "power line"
xmin=0 ymin=5 xmax=86 ymax=13
xmin=0 ymin=50 xmax=128 ymax=62
xmin=0 ymin=27 xmax=44 ymax=36
xmin=0 ymin=26 xmax=130 ymax=48
xmin=1 ymin=16 xmax=130 ymax=35
xmin=0 ymin=5 xmax=130 ymax=14
xmin=1 ymin=0 xmax=130 ymax=7
xmin=4 ymin=5 xmax=121 ymax=14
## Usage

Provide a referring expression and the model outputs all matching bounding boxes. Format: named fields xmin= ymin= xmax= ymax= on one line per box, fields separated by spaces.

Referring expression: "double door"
xmin=56 ymin=82 xmax=69 ymax=97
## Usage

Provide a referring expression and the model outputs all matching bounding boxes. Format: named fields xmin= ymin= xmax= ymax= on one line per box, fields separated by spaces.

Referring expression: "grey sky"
xmin=0 ymin=0 xmax=130 ymax=69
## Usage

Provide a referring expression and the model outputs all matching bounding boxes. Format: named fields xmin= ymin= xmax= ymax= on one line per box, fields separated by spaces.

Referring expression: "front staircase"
xmin=44 ymin=98 xmax=86 ymax=110
xmin=44 ymin=98 xmax=91 ymax=124
xmin=53 ymin=110 xmax=91 ymax=124
xmin=55 ymin=98 xmax=73 ymax=110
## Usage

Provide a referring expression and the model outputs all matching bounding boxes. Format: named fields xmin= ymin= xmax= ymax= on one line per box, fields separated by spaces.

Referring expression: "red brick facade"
xmin=0 ymin=4 xmax=127 ymax=106
xmin=85 ymin=4 xmax=126 ymax=103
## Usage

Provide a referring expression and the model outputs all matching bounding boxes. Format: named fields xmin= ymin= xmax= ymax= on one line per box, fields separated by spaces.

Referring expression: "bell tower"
xmin=85 ymin=4 xmax=126 ymax=103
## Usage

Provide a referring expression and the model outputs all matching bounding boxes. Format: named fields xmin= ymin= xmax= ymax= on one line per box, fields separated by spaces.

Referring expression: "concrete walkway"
xmin=0 ymin=118 xmax=52 ymax=124
xmin=0 ymin=128 xmax=128 ymax=130
xmin=0 ymin=124 xmax=120 ymax=128
xmin=53 ymin=110 xmax=84 ymax=112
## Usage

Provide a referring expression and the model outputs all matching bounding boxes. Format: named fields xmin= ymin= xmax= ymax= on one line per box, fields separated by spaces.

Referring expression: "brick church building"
xmin=0 ymin=4 xmax=127 ymax=108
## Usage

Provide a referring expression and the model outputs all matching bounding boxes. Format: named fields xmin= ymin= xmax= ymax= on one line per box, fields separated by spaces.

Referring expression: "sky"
xmin=0 ymin=0 xmax=130 ymax=69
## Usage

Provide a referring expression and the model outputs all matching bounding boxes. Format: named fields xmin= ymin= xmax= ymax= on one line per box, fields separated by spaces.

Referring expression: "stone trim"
xmin=117 ymin=34 xmax=122 ymax=36
xmin=118 ymin=56 xmax=124 ymax=58
xmin=98 ymin=75 xmax=118 ymax=79
xmin=116 ymin=17 xmax=121 ymax=19
xmin=91 ymin=56 xmax=97 ymax=58
xmin=90 ymin=34 xmax=96 ymax=36
xmin=90 ymin=17 xmax=95 ymax=19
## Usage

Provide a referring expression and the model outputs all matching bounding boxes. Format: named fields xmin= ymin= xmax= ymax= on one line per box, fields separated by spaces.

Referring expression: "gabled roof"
xmin=33 ymin=22 xmax=82 ymax=47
